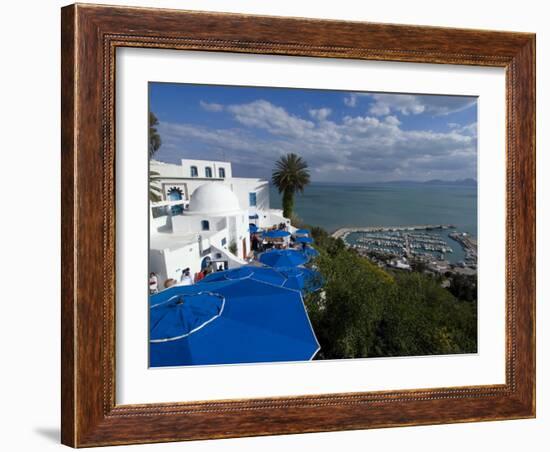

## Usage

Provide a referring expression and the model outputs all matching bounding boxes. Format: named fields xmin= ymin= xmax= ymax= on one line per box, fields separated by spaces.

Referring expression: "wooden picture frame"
xmin=61 ymin=3 xmax=536 ymax=447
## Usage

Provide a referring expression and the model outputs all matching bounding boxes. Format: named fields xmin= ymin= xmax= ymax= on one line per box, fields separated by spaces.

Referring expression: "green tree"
xmin=409 ymin=256 xmax=428 ymax=273
xmin=306 ymin=246 xmax=394 ymax=359
xmin=149 ymin=111 xmax=162 ymax=158
xmin=375 ymin=272 xmax=476 ymax=357
xmin=271 ymin=153 xmax=310 ymax=219
xmin=304 ymin=226 xmax=478 ymax=360
xmin=448 ymin=274 xmax=477 ymax=302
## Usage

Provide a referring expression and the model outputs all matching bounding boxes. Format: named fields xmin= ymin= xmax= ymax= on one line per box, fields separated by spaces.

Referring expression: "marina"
xmin=336 ymin=225 xmax=477 ymax=274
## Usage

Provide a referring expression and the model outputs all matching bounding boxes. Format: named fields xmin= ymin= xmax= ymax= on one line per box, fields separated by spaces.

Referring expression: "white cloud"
xmin=368 ymin=93 xmax=476 ymax=117
xmin=309 ymin=108 xmax=332 ymax=121
xmin=456 ymin=122 xmax=477 ymax=136
xmin=199 ymin=101 xmax=224 ymax=112
xmin=369 ymin=94 xmax=426 ymax=116
xmin=156 ymin=100 xmax=477 ymax=182
xmin=343 ymin=94 xmax=357 ymax=107
xmin=227 ymin=100 xmax=315 ymax=138
xmin=384 ymin=115 xmax=401 ymax=126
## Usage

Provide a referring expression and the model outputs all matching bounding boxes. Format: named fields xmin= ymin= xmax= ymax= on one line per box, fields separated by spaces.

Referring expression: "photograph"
xmin=147 ymin=82 xmax=479 ymax=367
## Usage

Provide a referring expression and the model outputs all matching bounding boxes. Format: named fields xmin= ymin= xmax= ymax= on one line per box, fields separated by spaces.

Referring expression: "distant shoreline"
xmin=331 ymin=224 xmax=456 ymax=239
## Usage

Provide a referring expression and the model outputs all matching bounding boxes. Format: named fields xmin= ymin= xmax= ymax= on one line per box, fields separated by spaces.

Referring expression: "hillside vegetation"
xmin=305 ymin=226 xmax=477 ymax=360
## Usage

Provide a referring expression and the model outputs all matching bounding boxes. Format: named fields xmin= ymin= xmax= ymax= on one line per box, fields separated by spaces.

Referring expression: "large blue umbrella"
xmin=149 ymin=279 xmax=320 ymax=367
xmin=263 ymin=229 xmax=291 ymax=239
xmin=295 ymin=236 xmax=314 ymax=244
xmin=197 ymin=265 xmax=287 ymax=287
xmin=150 ymin=290 xmax=225 ymax=340
xmin=295 ymin=229 xmax=310 ymax=236
xmin=279 ymin=267 xmax=324 ymax=293
xmin=258 ymin=249 xmax=308 ymax=268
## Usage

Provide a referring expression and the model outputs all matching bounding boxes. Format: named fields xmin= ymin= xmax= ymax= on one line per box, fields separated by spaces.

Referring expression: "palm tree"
xmin=149 ymin=170 xmax=162 ymax=202
xmin=271 ymin=153 xmax=310 ymax=219
xmin=149 ymin=112 xmax=162 ymax=158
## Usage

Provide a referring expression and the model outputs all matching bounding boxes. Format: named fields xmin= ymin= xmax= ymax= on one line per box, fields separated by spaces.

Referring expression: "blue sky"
xmin=149 ymin=82 xmax=477 ymax=183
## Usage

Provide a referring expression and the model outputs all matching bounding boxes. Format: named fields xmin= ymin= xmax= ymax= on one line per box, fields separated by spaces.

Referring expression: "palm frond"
xmin=149 ymin=169 xmax=163 ymax=202
xmin=271 ymin=152 xmax=310 ymax=194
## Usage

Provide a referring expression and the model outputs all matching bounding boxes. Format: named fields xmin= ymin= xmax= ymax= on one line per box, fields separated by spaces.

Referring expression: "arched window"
xmin=190 ymin=166 xmax=198 ymax=177
xmin=218 ymin=167 xmax=226 ymax=178
xmin=205 ymin=167 xmax=213 ymax=178
xmin=167 ymin=187 xmax=184 ymax=215
xmin=201 ymin=220 xmax=210 ymax=231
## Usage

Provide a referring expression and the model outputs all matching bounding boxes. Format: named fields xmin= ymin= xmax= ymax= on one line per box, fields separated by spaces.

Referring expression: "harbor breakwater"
xmin=332 ymin=224 xmax=456 ymax=239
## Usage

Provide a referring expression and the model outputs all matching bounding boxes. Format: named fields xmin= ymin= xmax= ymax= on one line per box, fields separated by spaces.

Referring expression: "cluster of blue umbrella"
xmin=149 ymin=226 xmax=324 ymax=368
xmin=149 ymin=278 xmax=320 ymax=367
xmin=254 ymin=229 xmax=320 ymax=266
xmin=258 ymin=248 xmax=308 ymax=267
xmin=199 ymin=264 xmax=323 ymax=293
xmin=263 ymin=229 xmax=291 ymax=239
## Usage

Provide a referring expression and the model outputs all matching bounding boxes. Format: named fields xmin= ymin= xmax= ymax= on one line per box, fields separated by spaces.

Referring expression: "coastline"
xmin=331 ymin=224 xmax=456 ymax=239
xmin=269 ymin=182 xmax=478 ymax=238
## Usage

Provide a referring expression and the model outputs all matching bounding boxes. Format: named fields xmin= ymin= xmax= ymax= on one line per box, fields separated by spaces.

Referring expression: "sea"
xmin=269 ymin=182 xmax=477 ymax=264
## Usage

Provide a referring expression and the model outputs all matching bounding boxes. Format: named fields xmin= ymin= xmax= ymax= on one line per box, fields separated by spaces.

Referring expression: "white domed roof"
xmin=187 ymin=183 xmax=242 ymax=216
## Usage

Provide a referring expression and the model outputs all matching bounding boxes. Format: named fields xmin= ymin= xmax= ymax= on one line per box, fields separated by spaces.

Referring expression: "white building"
xmin=149 ymin=159 xmax=290 ymax=286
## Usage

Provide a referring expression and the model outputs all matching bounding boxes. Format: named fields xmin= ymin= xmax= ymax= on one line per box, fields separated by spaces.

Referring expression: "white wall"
xmin=3 ymin=1 xmax=547 ymax=452
xmin=150 ymin=160 xmax=182 ymax=177
xmin=153 ymin=215 xmax=246 ymax=281
xmin=162 ymin=242 xmax=202 ymax=282
xmin=180 ymin=159 xmax=232 ymax=179
xmin=150 ymin=213 xmax=171 ymax=233
xmin=171 ymin=214 xmax=226 ymax=234
xmin=231 ymin=178 xmax=271 ymax=220
xmin=266 ymin=210 xmax=291 ymax=229
xmin=149 ymin=248 xmax=168 ymax=283
xmin=152 ymin=159 xmax=232 ymax=180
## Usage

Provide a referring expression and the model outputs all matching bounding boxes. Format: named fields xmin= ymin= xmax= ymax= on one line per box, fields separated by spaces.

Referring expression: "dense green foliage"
xmin=271 ymin=153 xmax=310 ymax=219
xmin=305 ymin=227 xmax=477 ymax=359
xmin=149 ymin=112 xmax=163 ymax=202
xmin=149 ymin=170 xmax=162 ymax=202
xmin=448 ymin=273 xmax=478 ymax=302
xmin=149 ymin=111 xmax=162 ymax=158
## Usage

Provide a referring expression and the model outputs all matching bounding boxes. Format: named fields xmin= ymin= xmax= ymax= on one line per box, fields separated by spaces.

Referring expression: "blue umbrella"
xmin=149 ymin=290 xmax=225 ymax=341
xmin=149 ymin=279 xmax=320 ymax=367
xmin=279 ymin=267 xmax=324 ymax=293
xmin=197 ymin=265 xmax=287 ymax=287
xmin=263 ymin=229 xmax=291 ymax=239
xmin=303 ymin=247 xmax=320 ymax=260
xmin=259 ymin=249 xmax=308 ymax=268
xmin=295 ymin=229 xmax=310 ymax=236
xmin=295 ymin=236 xmax=314 ymax=244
